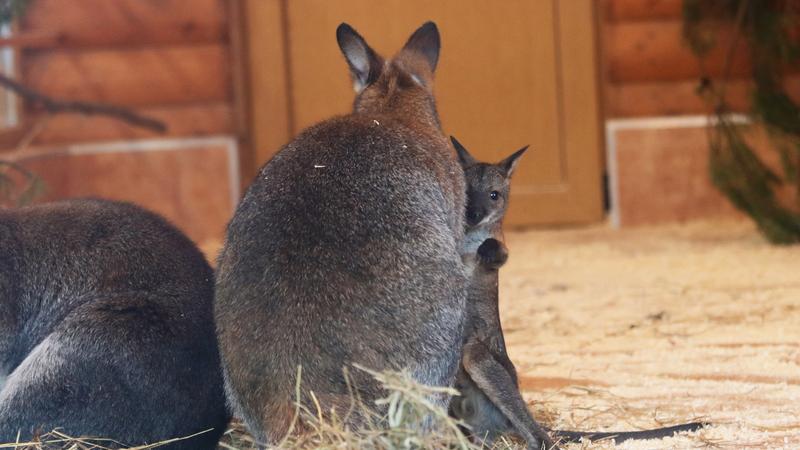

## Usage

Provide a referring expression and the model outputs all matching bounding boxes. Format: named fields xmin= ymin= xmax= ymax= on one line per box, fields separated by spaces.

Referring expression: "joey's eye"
xmin=489 ymin=191 xmax=500 ymax=201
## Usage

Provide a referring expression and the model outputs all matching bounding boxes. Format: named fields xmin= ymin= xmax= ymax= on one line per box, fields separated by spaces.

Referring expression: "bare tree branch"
xmin=0 ymin=73 xmax=167 ymax=133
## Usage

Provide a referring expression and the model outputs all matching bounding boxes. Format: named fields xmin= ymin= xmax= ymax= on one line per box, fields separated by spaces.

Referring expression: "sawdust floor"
xmin=205 ymin=219 xmax=800 ymax=449
xmin=501 ymin=220 xmax=800 ymax=449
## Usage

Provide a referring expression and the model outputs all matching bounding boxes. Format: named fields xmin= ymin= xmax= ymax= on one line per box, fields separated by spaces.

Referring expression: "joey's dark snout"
xmin=466 ymin=208 xmax=484 ymax=226
xmin=466 ymin=206 xmax=486 ymax=226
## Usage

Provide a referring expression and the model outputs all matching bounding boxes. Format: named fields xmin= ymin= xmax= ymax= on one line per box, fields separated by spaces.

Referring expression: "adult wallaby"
xmin=0 ymin=199 xmax=229 ymax=449
xmin=214 ymin=22 xmax=468 ymax=445
xmin=448 ymin=138 xmax=705 ymax=448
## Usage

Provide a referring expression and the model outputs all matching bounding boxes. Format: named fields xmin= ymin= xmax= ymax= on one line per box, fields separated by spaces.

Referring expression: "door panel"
xmin=243 ymin=0 xmax=604 ymax=226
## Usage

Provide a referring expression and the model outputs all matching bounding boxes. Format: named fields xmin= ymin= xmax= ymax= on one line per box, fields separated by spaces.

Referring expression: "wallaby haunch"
xmin=214 ymin=22 xmax=468 ymax=444
xmin=448 ymin=138 xmax=705 ymax=448
xmin=0 ymin=199 xmax=229 ymax=449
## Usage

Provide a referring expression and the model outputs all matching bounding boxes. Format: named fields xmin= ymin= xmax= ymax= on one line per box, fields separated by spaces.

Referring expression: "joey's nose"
xmin=466 ymin=207 xmax=484 ymax=226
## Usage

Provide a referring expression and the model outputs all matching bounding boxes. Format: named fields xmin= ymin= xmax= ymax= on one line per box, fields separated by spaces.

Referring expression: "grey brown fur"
xmin=0 ymin=199 xmax=229 ymax=449
xmin=449 ymin=138 xmax=705 ymax=448
xmin=455 ymin=238 xmax=558 ymax=450
xmin=214 ymin=22 xmax=468 ymax=445
xmin=447 ymin=137 xmax=557 ymax=449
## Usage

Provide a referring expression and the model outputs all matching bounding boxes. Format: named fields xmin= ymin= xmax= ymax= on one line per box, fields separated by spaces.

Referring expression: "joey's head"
xmin=451 ymin=136 xmax=528 ymax=229
xmin=336 ymin=22 xmax=441 ymax=127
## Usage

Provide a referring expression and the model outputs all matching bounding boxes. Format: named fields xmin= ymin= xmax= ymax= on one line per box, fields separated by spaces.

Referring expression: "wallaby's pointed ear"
xmin=337 ymin=23 xmax=383 ymax=92
xmin=500 ymin=146 xmax=529 ymax=176
xmin=402 ymin=21 xmax=440 ymax=73
xmin=451 ymin=136 xmax=477 ymax=168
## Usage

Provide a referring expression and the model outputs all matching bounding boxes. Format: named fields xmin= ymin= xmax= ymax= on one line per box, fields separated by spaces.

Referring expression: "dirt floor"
xmin=500 ymin=220 xmax=800 ymax=449
xmin=206 ymin=219 xmax=800 ymax=449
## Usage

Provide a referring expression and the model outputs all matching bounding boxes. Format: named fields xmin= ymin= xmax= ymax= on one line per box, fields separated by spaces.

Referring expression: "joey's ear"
xmin=450 ymin=136 xmax=477 ymax=168
xmin=500 ymin=146 xmax=528 ymax=176
xmin=337 ymin=23 xmax=383 ymax=92
xmin=403 ymin=21 xmax=440 ymax=73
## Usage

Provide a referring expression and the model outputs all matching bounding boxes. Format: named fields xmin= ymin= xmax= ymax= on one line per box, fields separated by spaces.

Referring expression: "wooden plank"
xmin=0 ymin=32 xmax=62 ymax=49
xmin=614 ymin=126 xmax=736 ymax=226
xmin=603 ymin=0 xmax=682 ymax=22
xmin=604 ymin=20 xmax=750 ymax=83
xmin=0 ymin=126 xmax=32 ymax=151
xmin=241 ymin=0 xmax=292 ymax=171
xmin=19 ymin=0 xmax=228 ymax=48
xmin=20 ymin=142 xmax=234 ymax=244
xmin=605 ymin=76 xmax=800 ymax=117
xmin=263 ymin=0 xmax=603 ymax=225
xmin=540 ymin=0 xmax=604 ymax=224
xmin=605 ymin=80 xmax=744 ymax=117
xmin=25 ymin=103 xmax=233 ymax=145
xmin=21 ymin=45 xmax=230 ymax=107
xmin=227 ymin=0 xmax=255 ymax=183
xmin=613 ymin=125 xmax=792 ymax=226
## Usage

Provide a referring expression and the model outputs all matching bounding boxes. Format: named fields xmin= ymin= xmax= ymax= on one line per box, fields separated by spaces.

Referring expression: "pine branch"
xmin=718 ymin=0 xmax=749 ymax=103
xmin=685 ymin=0 xmax=800 ymax=244
xmin=0 ymin=73 xmax=167 ymax=133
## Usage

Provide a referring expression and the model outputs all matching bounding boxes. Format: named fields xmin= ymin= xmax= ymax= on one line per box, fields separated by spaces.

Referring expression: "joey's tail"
xmin=549 ymin=421 xmax=706 ymax=444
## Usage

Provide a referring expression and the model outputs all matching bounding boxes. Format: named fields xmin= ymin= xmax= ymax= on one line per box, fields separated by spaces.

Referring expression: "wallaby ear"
xmin=451 ymin=136 xmax=477 ymax=168
xmin=337 ymin=23 xmax=383 ymax=92
xmin=403 ymin=21 xmax=440 ymax=73
xmin=500 ymin=146 xmax=529 ymax=176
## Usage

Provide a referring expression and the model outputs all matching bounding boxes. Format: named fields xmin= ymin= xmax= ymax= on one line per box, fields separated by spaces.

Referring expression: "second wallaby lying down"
xmin=449 ymin=137 xmax=706 ymax=449
xmin=0 ymin=199 xmax=229 ymax=449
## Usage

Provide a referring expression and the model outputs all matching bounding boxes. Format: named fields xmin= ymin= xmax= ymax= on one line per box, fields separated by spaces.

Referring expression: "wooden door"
xmin=241 ymin=0 xmax=604 ymax=226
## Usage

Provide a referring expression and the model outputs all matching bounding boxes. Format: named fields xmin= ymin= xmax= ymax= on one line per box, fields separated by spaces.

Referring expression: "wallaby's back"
xmin=0 ymin=199 xmax=228 ymax=449
xmin=214 ymin=22 xmax=467 ymax=444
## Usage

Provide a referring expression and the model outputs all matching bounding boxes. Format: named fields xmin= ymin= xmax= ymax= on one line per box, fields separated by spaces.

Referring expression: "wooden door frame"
xmin=234 ymin=1 xmax=606 ymax=225
xmin=504 ymin=0 xmax=603 ymax=225
xmin=232 ymin=0 xmax=293 ymax=186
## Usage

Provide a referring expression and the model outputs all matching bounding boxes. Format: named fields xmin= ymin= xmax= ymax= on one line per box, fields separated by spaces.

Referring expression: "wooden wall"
xmin=13 ymin=0 xmax=236 ymax=145
xmin=599 ymin=0 xmax=800 ymax=227
xmin=241 ymin=0 xmax=605 ymax=227
xmin=599 ymin=0 xmax=798 ymax=118
xmin=1 ymin=0 xmax=241 ymax=246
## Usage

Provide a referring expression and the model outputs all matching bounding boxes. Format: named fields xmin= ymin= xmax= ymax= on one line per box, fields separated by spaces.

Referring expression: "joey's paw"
xmin=477 ymin=238 xmax=508 ymax=269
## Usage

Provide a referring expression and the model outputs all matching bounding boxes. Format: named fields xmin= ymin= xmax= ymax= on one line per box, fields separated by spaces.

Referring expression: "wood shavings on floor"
xmin=500 ymin=220 xmax=800 ymax=449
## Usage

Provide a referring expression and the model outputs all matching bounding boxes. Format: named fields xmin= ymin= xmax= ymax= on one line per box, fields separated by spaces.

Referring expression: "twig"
xmin=0 ymin=73 xmax=166 ymax=133
xmin=700 ymin=0 xmax=750 ymax=115
xmin=14 ymin=113 xmax=49 ymax=151
xmin=719 ymin=0 xmax=750 ymax=101
xmin=0 ymin=159 xmax=36 ymax=180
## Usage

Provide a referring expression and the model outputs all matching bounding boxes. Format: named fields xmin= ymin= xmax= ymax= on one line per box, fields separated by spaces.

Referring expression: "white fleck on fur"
xmin=410 ymin=74 xmax=423 ymax=87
